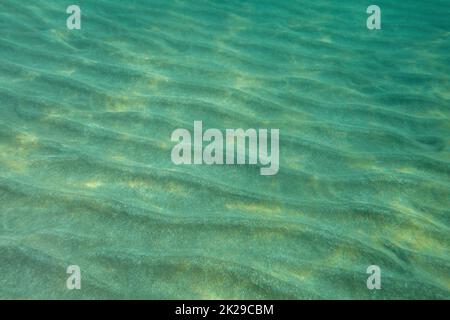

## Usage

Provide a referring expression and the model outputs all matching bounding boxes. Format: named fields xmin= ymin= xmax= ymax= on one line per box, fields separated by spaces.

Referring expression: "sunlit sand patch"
xmin=165 ymin=181 xmax=185 ymax=195
xmin=291 ymin=267 xmax=313 ymax=282
xmin=226 ymin=202 xmax=282 ymax=215
xmin=61 ymin=68 xmax=76 ymax=77
xmin=9 ymin=72 xmax=36 ymax=83
xmin=305 ymin=174 xmax=320 ymax=189
xmin=42 ymin=109 xmax=60 ymax=121
xmin=50 ymin=29 xmax=77 ymax=50
xmin=147 ymin=74 xmax=169 ymax=89
xmin=106 ymin=98 xmax=136 ymax=112
xmin=269 ymin=179 xmax=280 ymax=190
xmin=222 ymin=115 xmax=255 ymax=128
xmin=198 ymin=291 xmax=225 ymax=300
xmin=9 ymin=133 xmax=40 ymax=163
xmin=389 ymin=220 xmax=444 ymax=253
xmin=156 ymin=140 xmax=171 ymax=151
xmin=16 ymin=133 xmax=39 ymax=146
xmin=0 ymin=134 xmax=40 ymax=172
xmin=225 ymin=13 xmax=250 ymax=34
xmin=111 ymin=154 xmax=126 ymax=162
xmin=351 ymin=157 xmax=386 ymax=174
xmin=0 ymin=153 xmax=28 ymax=173
xmin=319 ymin=36 xmax=332 ymax=44
xmin=395 ymin=167 xmax=415 ymax=174
xmin=51 ymin=29 xmax=68 ymax=40
xmin=105 ymin=91 xmax=145 ymax=113
xmin=426 ymin=109 xmax=449 ymax=119
xmin=279 ymin=112 xmax=310 ymax=125
xmin=391 ymin=200 xmax=417 ymax=216
xmin=85 ymin=180 xmax=104 ymax=189
xmin=127 ymin=178 xmax=153 ymax=190
xmin=286 ymin=208 xmax=305 ymax=218
xmin=123 ymin=177 xmax=159 ymax=196
xmin=387 ymin=200 xmax=446 ymax=253
xmin=283 ymin=156 xmax=304 ymax=171
xmin=213 ymin=13 xmax=249 ymax=53
xmin=232 ymin=72 xmax=261 ymax=91
xmin=328 ymin=246 xmax=354 ymax=267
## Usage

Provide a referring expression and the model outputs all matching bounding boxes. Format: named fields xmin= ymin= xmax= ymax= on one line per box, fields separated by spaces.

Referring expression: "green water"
xmin=0 ymin=0 xmax=449 ymax=299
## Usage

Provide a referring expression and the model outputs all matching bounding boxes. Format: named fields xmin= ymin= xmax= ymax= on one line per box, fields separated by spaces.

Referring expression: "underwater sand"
xmin=0 ymin=0 xmax=449 ymax=299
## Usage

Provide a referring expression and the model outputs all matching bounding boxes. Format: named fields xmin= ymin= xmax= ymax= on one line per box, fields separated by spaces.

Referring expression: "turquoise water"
xmin=0 ymin=0 xmax=449 ymax=299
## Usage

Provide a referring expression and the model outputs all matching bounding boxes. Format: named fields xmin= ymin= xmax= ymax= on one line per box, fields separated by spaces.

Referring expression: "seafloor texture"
xmin=0 ymin=0 xmax=449 ymax=299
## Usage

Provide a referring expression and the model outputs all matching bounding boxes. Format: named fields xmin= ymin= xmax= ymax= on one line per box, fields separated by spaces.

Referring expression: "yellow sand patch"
xmin=0 ymin=157 xmax=28 ymax=172
xmin=395 ymin=167 xmax=414 ymax=174
xmin=127 ymin=179 xmax=147 ymax=189
xmin=148 ymin=74 xmax=169 ymax=88
xmin=111 ymin=154 xmax=126 ymax=162
xmin=226 ymin=202 xmax=282 ymax=215
xmin=85 ymin=180 xmax=104 ymax=189
xmin=156 ymin=140 xmax=171 ymax=150
xmin=16 ymin=133 xmax=38 ymax=145
xmin=165 ymin=181 xmax=185 ymax=195
xmin=126 ymin=177 xmax=156 ymax=190
xmin=233 ymin=73 xmax=261 ymax=91
xmin=292 ymin=268 xmax=313 ymax=282
xmin=387 ymin=202 xmax=444 ymax=252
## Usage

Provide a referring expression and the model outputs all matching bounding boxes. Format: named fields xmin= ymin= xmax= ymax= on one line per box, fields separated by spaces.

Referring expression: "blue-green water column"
xmin=0 ymin=0 xmax=449 ymax=299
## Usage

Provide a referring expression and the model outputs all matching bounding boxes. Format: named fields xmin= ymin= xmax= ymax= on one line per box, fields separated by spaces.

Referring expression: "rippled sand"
xmin=0 ymin=0 xmax=449 ymax=299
